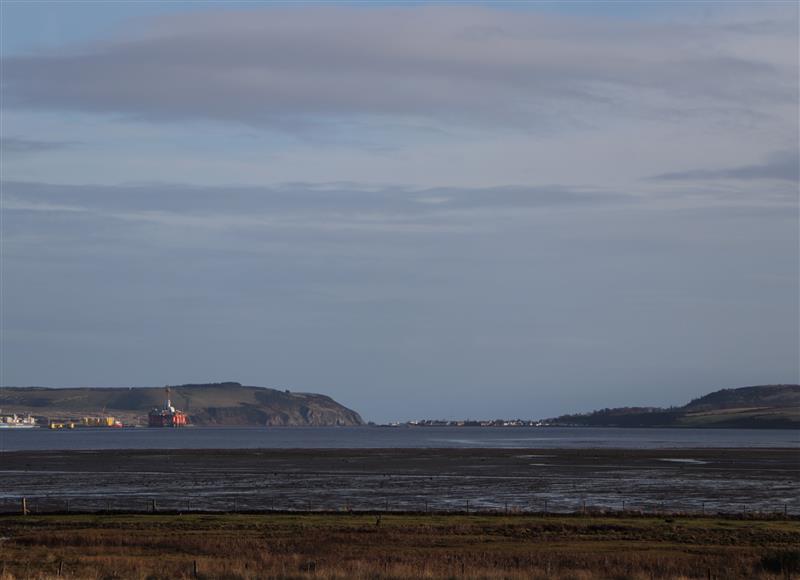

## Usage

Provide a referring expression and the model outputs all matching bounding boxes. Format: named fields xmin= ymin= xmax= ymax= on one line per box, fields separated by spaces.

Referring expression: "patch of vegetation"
xmin=548 ymin=384 xmax=800 ymax=428
xmin=0 ymin=513 xmax=796 ymax=579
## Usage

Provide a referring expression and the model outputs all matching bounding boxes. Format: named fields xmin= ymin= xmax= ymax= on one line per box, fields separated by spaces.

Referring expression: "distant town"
xmin=382 ymin=419 xmax=549 ymax=427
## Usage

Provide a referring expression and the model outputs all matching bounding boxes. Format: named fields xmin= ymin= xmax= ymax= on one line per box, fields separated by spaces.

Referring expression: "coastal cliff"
xmin=0 ymin=382 xmax=364 ymax=427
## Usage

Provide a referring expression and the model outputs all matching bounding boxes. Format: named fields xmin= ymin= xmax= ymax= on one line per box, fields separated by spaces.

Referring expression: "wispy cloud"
xmin=650 ymin=150 xmax=799 ymax=183
xmin=1 ymin=136 xmax=77 ymax=154
xmin=2 ymin=180 xmax=633 ymax=235
xmin=3 ymin=7 xmax=795 ymax=132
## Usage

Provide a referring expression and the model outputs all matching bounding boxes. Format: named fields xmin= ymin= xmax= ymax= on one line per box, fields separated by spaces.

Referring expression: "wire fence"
xmin=1 ymin=495 xmax=795 ymax=518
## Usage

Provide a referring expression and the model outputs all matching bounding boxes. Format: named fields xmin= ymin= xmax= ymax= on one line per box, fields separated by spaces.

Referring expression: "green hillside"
xmin=682 ymin=385 xmax=800 ymax=411
xmin=0 ymin=382 xmax=364 ymax=426
xmin=548 ymin=385 xmax=800 ymax=429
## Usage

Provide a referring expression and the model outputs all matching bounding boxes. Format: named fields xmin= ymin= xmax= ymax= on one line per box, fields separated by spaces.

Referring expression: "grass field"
xmin=0 ymin=513 xmax=798 ymax=579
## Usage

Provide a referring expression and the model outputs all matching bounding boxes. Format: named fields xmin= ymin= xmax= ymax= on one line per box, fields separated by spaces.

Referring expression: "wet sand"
xmin=0 ymin=448 xmax=796 ymax=514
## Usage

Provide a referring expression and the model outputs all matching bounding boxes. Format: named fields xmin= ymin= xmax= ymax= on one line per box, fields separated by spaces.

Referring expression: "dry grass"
xmin=0 ymin=513 xmax=798 ymax=579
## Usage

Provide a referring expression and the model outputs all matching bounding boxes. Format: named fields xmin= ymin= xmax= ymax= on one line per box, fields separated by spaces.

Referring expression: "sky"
xmin=1 ymin=1 xmax=798 ymax=422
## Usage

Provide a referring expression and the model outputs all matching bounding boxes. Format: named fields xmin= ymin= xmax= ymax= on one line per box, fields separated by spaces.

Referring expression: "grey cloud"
xmin=2 ymin=7 xmax=794 ymax=130
xmin=0 ymin=137 xmax=77 ymax=154
xmin=722 ymin=18 xmax=799 ymax=36
xmin=651 ymin=150 xmax=799 ymax=183
xmin=2 ymin=181 xmax=632 ymax=228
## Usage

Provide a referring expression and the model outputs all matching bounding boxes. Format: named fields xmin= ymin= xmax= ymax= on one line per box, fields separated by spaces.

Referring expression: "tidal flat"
xmin=0 ymin=448 xmax=796 ymax=515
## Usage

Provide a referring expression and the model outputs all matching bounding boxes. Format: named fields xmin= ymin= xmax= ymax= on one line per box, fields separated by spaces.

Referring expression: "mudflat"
xmin=0 ymin=448 xmax=796 ymax=514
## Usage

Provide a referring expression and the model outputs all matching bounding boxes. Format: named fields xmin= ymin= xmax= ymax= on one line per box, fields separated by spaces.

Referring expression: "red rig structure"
xmin=148 ymin=387 xmax=188 ymax=428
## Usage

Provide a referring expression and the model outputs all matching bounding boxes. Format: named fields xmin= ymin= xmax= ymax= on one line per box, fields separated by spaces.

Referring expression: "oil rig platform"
xmin=148 ymin=387 xmax=188 ymax=427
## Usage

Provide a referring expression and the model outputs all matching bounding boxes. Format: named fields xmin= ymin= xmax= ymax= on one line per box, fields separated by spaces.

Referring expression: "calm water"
xmin=0 ymin=426 xmax=796 ymax=451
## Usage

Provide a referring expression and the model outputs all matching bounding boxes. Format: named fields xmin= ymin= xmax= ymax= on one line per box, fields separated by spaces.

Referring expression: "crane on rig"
xmin=147 ymin=386 xmax=188 ymax=427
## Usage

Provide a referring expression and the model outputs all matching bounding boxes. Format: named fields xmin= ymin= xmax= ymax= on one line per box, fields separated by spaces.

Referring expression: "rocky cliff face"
xmin=180 ymin=385 xmax=364 ymax=426
xmin=0 ymin=382 xmax=364 ymax=426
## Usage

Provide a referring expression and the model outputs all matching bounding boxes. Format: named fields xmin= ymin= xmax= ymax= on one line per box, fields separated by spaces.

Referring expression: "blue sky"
xmin=2 ymin=1 xmax=798 ymax=421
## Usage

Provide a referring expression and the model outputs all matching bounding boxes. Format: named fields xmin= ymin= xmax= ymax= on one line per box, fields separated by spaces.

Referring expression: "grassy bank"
xmin=0 ymin=513 xmax=798 ymax=579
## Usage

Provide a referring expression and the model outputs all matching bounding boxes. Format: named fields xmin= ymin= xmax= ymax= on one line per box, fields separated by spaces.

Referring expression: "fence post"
xmin=466 ymin=500 xmax=469 ymax=514
xmin=544 ymin=500 xmax=548 ymax=515
xmin=193 ymin=560 xmax=199 ymax=579
xmin=151 ymin=499 xmax=156 ymax=513
xmin=21 ymin=498 xmax=27 ymax=516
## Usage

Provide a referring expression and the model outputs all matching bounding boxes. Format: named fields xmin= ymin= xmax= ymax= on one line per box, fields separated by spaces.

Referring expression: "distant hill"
xmin=0 ymin=382 xmax=364 ymax=427
xmin=547 ymin=385 xmax=800 ymax=429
